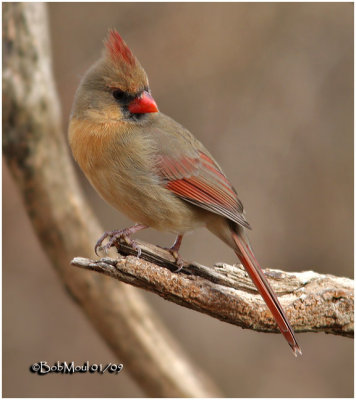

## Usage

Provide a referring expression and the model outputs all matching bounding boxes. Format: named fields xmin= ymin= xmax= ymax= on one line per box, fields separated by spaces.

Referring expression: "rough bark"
xmin=2 ymin=3 xmax=221 ymax=397
xmin=72 ymin=239 xmax=354 ymax=338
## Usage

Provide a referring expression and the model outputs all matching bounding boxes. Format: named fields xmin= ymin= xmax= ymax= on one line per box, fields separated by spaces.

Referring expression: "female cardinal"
xmin=69 ymin=30 xmax=301 ymax=356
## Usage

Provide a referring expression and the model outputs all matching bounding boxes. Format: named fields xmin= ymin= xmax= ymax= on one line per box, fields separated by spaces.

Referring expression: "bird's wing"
xmin=152 ymin=121 xmax=250 ymax=229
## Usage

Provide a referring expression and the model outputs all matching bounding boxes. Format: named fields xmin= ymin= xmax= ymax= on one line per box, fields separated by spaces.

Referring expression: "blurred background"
xmin=3 ymin=2 xmax=353 ymax=397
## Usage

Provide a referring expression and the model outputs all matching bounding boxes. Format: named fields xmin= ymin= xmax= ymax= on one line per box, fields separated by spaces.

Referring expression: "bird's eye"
xmin=112 ymin=89 xmax=126 ymax=101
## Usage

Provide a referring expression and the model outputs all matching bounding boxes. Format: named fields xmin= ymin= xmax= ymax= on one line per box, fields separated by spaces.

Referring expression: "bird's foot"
xmin=95 ymin=224 xmax=147 ymax=257
xmin=158 ymin=234 xmax=184 ymax=272
xmin=170 ymin=250 xmax=184 ymax=272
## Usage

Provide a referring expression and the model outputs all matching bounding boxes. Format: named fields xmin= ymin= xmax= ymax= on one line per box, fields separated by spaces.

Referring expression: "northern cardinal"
xmin=69 ymin=30 xmax=301 ymax=356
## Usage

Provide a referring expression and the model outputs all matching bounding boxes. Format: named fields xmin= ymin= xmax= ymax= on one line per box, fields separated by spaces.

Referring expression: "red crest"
xmin=105 ymin=30 xmax=135 ymax=66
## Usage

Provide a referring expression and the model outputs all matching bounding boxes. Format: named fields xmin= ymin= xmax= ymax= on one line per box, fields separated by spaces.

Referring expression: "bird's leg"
xmin=95 ymin=223 xmax=147 ymax=257
xmin=160 ymin=234 xmax=184 ymax=272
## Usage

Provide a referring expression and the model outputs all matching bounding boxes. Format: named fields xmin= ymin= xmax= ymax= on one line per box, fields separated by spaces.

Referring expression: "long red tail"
xmin=231 ymin=231 xmax=302 ymax=356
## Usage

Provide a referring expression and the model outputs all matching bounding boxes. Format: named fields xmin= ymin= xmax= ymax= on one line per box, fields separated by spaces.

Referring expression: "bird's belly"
xmin=86 ymin=166 xmax=204 ymax=233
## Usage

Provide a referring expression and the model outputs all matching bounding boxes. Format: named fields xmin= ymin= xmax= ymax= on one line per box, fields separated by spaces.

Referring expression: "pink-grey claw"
xmin=94 ymin=224 xmax=147 ymax=258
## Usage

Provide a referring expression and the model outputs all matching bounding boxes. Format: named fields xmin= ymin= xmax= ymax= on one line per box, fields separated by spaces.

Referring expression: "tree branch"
xmin=72 ymin=239 xmax=354 ymax=338
xmin=2 ymin=3 xmax=220 ymax=397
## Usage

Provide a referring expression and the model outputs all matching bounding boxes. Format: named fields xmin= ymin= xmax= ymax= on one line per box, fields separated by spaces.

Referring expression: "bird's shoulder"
xmin=144 ymin=113 xmax=216 ymax=161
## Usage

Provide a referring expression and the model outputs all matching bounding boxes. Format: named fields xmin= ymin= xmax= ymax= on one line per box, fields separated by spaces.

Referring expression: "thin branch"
xmin=72 ymin=239 xmax=354 ymax=338
xmin=2 ymin=3 xmax=220 ymax=397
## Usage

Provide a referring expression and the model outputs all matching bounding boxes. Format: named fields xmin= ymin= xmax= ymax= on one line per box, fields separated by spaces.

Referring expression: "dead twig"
xmin=72 ymin=239 xmax=354 ymax=338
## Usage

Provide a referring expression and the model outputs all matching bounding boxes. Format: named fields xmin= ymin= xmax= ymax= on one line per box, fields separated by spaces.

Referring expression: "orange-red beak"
xmin=128 ymin=91 xmax=158 ymax=114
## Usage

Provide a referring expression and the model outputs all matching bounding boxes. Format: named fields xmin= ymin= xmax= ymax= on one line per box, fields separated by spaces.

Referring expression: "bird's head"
xmin=71 ymin=30 xmax=158 ymax=123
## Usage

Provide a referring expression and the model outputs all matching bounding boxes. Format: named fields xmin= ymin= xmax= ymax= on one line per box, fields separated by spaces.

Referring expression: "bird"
xmin=68 ymin=29 xmax=301 ymax=356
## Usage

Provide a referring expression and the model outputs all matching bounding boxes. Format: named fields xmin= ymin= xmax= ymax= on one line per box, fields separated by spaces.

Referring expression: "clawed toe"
xmin=158 ymin=246 xmax=184 ymax=271
xmin=157 ymin=234 xmax=185 ymax=272
xmin=94 ymin=224 xmax=147 ymax=257
xmin=95 ymin=231 xmax=112 ymax=256
xmin=122 ymin=236 xmax=142 ymax=258
xmin=172 ymin=253 xmax=184 ymax=272
xmin=95 ymin=229 xmax=123 ymax=256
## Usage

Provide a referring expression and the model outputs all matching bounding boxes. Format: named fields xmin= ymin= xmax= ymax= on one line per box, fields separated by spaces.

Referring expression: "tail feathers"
xmin=231 ymin=231 xmax=302 ymax=357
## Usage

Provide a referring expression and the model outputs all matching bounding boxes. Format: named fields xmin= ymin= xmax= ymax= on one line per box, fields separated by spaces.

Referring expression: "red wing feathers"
xmin=157 ymin=151 xmax=250 ymax=229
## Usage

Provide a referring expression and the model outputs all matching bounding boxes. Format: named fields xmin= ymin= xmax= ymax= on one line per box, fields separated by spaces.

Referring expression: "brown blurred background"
xmin=3 ymin=2 xmax=353 ymax=397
